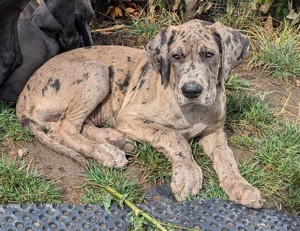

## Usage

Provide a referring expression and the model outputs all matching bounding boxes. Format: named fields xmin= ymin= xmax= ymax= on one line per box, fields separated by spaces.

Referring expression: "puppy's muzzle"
xmin=182 ymin=82 xmax=202 ymax=99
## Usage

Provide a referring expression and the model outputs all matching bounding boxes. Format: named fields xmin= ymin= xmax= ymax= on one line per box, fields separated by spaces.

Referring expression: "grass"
xmin=0 ymin=100 xmax=32 ymax=142
xmin=215 ymin=1 xmax=260 ymax=30
xmin=0 ymin=156 xmax=61 ymax=204
xmin=82 ymin=162 xmax=144 ymax=206
xmin=125 ymin=0 xmax=181 ymax=41
xmin=82 ymin=142 xmax=171 ymax=206
xmin=128 ymin=142 xmax=171 ymax=185
xmin=0 ymin=100 xmax=60 ymax=204
xmin=237 ymin=120 xmax=300 ymax=214
xmin=225 ymin=75 xmax=300 ymax=214
xmin=247 ymin=20 xmax=300 ymax=79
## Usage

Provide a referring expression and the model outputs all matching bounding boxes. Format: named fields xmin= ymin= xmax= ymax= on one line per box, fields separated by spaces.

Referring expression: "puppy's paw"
xmin=95 ymin=144 xmax=128 ymax=168
xmin=170 ymin=162 xmax=203 ymax=201
xmin=229 ymin=183 xmax=263 ymax=209
xmin=112 ymin=138 xmax=136 ymax=153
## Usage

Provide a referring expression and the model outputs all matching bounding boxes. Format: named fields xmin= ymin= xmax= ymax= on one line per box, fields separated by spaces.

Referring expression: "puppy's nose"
xmin=182 ymin=83 xmax=202 ymax=99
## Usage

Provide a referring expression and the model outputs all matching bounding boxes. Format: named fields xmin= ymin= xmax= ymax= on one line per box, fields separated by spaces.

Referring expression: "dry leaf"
xmin=106 ymin=6 xmax=123 ymax=19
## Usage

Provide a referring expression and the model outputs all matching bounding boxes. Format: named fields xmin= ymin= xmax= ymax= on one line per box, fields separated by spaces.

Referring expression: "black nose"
xmin=182 ymin=83 xmax=202 ymax=99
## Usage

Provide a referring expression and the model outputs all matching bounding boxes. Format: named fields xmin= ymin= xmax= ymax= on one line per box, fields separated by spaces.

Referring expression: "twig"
xmin=279 ymin=91 xmax=292 ymax=114
xmin=91 ymin=24 xmax=125 ymax=33
xmin=148 ymin=0 xmax=155 ymax=17
xmin=105 ymin=186 xmax=203 ymax=231
xmin=172 ymin=0 xmax=181 ymax=12
xmin=105 ymin=186 xmax=167 ymax=230
xmin=26 ymin=157 xmax=34 ymax=177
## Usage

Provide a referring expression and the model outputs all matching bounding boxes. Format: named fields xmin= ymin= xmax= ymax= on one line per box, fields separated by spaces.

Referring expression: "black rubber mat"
xmin=0 ymin=186 xmax=299 ymax=230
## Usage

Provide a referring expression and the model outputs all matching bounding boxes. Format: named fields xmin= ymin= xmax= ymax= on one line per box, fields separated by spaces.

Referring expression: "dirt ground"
xmin=2 ymin=22 xmax=300 ymax=205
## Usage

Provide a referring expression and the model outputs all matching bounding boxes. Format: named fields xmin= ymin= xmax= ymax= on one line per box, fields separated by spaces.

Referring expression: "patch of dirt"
xmin=4 ymin=140 xmax=86 ymax=204
xmin=91 ymin=18 xmax=148 ymax=48
xmin=245 ymin=72 xmax=300 ymax=121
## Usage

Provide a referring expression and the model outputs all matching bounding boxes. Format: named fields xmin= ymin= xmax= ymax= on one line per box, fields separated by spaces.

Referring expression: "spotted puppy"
xmin=16 ymin=19 xmax=263 ymax=208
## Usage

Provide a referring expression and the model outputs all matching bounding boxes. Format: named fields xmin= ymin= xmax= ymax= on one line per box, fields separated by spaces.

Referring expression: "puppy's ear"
xmin=207 ymin=22 xmax=249 ymax=82
xmin=146 ymin=27 xmax=176 ymax=87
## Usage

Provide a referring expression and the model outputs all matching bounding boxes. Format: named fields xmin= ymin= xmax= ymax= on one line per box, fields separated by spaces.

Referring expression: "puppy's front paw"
xmin=170 ymin=162 xmax=203 ymax=201
xmin=228 ymin=183 xmax=263 ymax=209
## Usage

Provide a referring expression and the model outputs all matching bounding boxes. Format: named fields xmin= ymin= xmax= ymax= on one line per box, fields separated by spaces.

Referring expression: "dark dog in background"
xmin=0 ymin=0 xmax=29 ymax=85
xmin=0 ymin=0 xmax=94 ymax=102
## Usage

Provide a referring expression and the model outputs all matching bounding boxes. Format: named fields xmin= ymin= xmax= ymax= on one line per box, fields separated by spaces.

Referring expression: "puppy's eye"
xmin=205 ymin=52 xmax=214 ymax=59
xmin=172 ymin=54 xmax=180 ymax=61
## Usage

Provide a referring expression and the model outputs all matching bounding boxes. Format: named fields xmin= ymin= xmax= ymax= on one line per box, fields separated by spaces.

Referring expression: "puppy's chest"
xmin=171 ymin=104 xmax=225 ymax=138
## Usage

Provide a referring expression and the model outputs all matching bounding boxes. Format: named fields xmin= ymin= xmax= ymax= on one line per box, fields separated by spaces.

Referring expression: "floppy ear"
xmin=207 ymin=22 xmax=249 ymax=83
xmin=146 ymin=27 xmax=176 ymax=88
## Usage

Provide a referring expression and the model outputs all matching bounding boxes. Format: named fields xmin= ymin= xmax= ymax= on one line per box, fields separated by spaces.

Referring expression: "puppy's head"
xmin=146 ymin=19 xmax=249 ymax=107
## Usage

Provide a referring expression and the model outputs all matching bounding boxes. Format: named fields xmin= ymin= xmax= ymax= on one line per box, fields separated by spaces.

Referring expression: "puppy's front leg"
xmin=199 ymin=130 xmax=263 ymax=208
xmin=117 ymin=119 xmax=202 ymax=201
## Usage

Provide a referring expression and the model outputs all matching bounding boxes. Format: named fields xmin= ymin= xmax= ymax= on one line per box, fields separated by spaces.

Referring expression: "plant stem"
xmin=105 ymin=186 xmax=167 ymax=231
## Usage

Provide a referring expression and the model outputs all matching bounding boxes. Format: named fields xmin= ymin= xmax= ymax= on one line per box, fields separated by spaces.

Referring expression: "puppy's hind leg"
xmin=45 ymin=61 xmax=128 ymax=167
xmin=50 ymin=120 xmax=128 ymax=168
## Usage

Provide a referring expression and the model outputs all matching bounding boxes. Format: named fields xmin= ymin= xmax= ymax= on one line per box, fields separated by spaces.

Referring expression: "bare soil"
xmin=2 ymin=22 xmax=300 ymax=204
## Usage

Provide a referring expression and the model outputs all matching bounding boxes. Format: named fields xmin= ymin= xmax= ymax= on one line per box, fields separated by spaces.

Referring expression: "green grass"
xmin=0 ymin=100 xmax=60 ymax=204
xmin=226 ymin=75 xmax=276 ymax=134
xmin=0 ymin=156 xmax=61 ymax=203
xmin=237 ymin=120 xmax=300 ymax=214
xmin=82 ymin=162 xmax=144 ymax=207
xmin=82 ymin=142 xmax=171 ymax=206
xmin=225 ymin=75 xmax=300 ymax=214
xmin=126 ymin=17 xmax=163 ymax=40
xmin=215 ymin=1 xmax=259 ymax=30
xmin=248 ymin=21 xmax=300 ymax=79
xmin=0 ymin=100 xmax=32 ymax=142
xmin=128 ymin=142 xmax=171 ymax=185
xmin=126 ymin=1 xmax=180 ymax=41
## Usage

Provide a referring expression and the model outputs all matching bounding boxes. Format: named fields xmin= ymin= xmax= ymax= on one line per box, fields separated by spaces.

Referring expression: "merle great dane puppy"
xmin=0 ymin=0 xmax=94 ymax=102
xmin=16 ymin=19 xmax=263 ymax=208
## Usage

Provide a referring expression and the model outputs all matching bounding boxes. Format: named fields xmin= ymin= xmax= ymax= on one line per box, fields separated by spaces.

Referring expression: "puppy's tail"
xmin=26 ymin=119 xmax=88 ymax=166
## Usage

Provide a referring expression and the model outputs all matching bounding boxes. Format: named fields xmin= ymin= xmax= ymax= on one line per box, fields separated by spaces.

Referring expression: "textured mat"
xmin=0 ymin=187 xmax=299 ymax=231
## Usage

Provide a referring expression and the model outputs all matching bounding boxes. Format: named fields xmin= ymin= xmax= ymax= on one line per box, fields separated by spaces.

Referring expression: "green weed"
xmin=225 ymin=75 xmax=275 ymax=133
xmin=82 ymin=162 xmax=144 ymax=207
xmin=227 ymin=93 xmax=276 ymax=133
xmin=248 ymin=21 xmax=300 ymax=79
xmin=215 ymin=1 xmax=259 ymax=30
xmin=126 ymin=1 xmax=180 ymax=41
xmin=0 ymin=156 xmax=61 ymax=203
xmin=230 ymin=134 xmax=259 ymax=150
xmin=0 ymin=100 xmax=33 ymax=142
xmin=236 ymin=120 xmax=300 ymax=214
xmin=127 ymin=17 xmax=162 ymax=40
xmin=225 ymin=74 xmax=253 ymax=94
